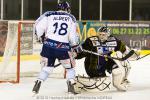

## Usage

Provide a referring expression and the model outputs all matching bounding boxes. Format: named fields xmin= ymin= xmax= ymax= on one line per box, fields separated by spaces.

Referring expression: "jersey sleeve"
xmin=82 ymin=38 xmax=93 ymax=50
xmin=68 ymin=19 xmax=80 ymax=47
xmin=115 ymin=38 xmax=126 ymax=53
xmin=35 ymin=13 xmax=48 ymax=38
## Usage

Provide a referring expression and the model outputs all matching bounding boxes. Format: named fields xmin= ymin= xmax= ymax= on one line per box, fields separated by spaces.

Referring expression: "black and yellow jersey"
xmin=76 ymin=35 xmax=126 ymax=77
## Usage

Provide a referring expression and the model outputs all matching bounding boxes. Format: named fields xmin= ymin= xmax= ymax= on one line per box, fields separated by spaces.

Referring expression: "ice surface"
xmin=0 ymin=57 xmax=150 ymax=100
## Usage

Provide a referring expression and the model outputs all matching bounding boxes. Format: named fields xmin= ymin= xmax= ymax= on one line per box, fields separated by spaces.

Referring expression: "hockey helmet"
xmin=57 ymin=1 xmax=71 ymax=13
xmin=97 ymin=26 xmax=111 ymax=42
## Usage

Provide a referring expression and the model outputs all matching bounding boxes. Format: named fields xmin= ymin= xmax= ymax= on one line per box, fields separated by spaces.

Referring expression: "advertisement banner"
xmin=77 ymin=21 xmax=150 ymax=50
xmin=107 ymin=22 xmax=150 ymax=50
xmin=0 ymin=21 xmax=149 ymax=57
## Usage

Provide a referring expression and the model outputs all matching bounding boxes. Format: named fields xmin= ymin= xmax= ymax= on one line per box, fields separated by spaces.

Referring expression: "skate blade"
xmin=68 ymin=91 xmax=80 ymax=95
xmin=32 ymin=91 xmax=38 ymax=97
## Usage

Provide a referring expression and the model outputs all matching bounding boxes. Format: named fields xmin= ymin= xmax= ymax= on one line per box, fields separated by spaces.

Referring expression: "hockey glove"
xmin=35 ymin=33 xmax=46 ymax=43
xmin=72 ymin=45 xmax=83 ymax=54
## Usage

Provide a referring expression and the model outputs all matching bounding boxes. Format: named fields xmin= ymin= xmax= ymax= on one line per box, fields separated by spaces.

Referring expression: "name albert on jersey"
xmin=53 ymin=16 xmax=70 ymax=22
xmin=35 ymin=11 xmax=79 ymax=51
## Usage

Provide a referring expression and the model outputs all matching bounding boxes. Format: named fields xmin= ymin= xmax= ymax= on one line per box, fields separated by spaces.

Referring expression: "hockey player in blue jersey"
xmin=75 ymin=26 xmax=139 ymax=91
xmin=32 ymin=1 xmax=79 ymax=94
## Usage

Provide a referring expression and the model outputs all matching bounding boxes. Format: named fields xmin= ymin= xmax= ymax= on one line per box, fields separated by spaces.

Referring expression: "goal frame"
xmin=0 ymin=21 xmax=66 ymax=83
xmin=0 ymin=21 xmax=34 ymax=83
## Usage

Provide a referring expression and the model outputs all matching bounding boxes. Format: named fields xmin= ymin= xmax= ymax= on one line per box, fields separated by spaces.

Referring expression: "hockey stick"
xmin=54 ymin=63 xmax=61 ymax=67
xmin=50 ymin=51 xmax=150 ymax=67
xmin=136 ymin=53 xmax=150 ymax=60
xmin=82 ymin=49 xmax=134 ymax=61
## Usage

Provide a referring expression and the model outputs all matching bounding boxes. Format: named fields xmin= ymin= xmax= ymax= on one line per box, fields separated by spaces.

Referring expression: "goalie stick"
xmin=82 ymin=49 xmax=135 ymax=61
xmin=50 ymin=51 xmax=150 ymax=68
xmin=83 ymin=49 xmax=150 ymax=61
xmin=53 ymin=50 xmax=137 ymax=67
xmin=136 ymin=53 xmax=150 ymax=60
xmin=54 ymin=63 xmax=61 ymax=67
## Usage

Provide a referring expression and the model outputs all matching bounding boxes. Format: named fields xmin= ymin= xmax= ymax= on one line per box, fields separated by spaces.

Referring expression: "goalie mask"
xmin=57 ymin=1 xmax=71 ymax=13
xmin=97 ymin=26 xmax=111 ymax=42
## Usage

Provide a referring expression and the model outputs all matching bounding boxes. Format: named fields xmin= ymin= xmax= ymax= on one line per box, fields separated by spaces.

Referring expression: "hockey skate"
xmin=123 ymin=79 xmax=130 ymax=83
xmin=67 ymin=80 xmax=79 ymax=95
xmin=122 ymin=79 xmax=131 ymax=88
xmin=122 ymin=79 xmax=130 ymax=86
xmin=32 ymin=80 xmax=41 ymax=94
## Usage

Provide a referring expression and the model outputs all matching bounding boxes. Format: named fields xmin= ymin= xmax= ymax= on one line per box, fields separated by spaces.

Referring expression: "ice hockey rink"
xmin=0 ymin=56 xmax=150 ymax=100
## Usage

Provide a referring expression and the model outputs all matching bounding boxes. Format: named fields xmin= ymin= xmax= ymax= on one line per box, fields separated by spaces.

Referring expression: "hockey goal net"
xmin=0 ymin=21 xmax=65 ymax=83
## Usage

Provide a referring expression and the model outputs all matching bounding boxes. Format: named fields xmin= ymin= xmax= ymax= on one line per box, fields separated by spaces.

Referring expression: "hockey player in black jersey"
xmin=75 ymin=26 xmax=139 ymax=91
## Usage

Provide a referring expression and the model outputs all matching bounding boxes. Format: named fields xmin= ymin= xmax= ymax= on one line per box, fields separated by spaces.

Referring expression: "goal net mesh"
xmin=0 ymin=21 xmax=65 ymax=83
xmin=0 ymin=21 xmax=18 ymax=83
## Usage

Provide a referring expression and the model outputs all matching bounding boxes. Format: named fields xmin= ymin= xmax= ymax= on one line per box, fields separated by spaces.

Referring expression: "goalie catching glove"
xmin=121 ymin=47 xmax=140 ymax=61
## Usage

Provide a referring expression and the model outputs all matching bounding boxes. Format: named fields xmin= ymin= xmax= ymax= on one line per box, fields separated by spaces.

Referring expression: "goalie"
xmin=74 ymin=26 xmax=139 ymax=92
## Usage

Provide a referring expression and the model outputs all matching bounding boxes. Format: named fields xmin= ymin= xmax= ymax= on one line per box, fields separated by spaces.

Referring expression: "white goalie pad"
xmin=74 ymin=75 xmax=111 ymax=93
xmin=112 ymin=51 xmax=131 ymax=81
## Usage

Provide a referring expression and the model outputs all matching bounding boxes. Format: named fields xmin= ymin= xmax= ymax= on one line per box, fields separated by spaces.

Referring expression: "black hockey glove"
xmin=72 ymin=45 xmax=83 ymax=54
xmin=35 ymin=33 xmax=46 ymax=44
xmin=40 ymin=33 xmax=46 ymax=43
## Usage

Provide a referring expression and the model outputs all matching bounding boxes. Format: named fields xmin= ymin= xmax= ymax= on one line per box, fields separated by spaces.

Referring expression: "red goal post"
xmin=0 ymin=21 xmax=66 ymax=83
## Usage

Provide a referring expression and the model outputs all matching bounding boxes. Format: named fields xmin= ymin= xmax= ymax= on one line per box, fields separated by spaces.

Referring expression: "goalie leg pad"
xmin=112 ymin=67 xmax=127 ymax=91
xmin=113 ymin=52 xmax=131 ymax=85
xmin=122 ymin=61 xmax=131 ymax=84
xmin=116 ymin=60 xmax=131 ymax=84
